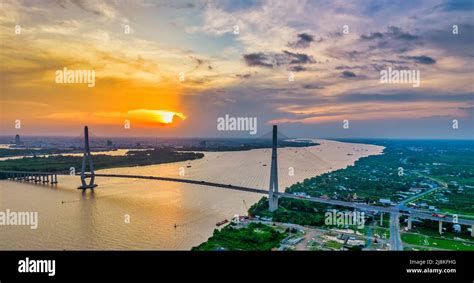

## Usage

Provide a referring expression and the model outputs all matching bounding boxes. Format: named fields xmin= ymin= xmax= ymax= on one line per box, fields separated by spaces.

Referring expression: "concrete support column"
xmin=407 ymin=217 xmax=412 ymax=230
xmin=380 ymin=213 xmax=383 ymax=226
xmin=439 ymin=221 xmax=443 ymax=235
xmin=268 ymin=125 xmax=279 ymax=212
xmin=471 ymin=225 xmax=474 ymax=238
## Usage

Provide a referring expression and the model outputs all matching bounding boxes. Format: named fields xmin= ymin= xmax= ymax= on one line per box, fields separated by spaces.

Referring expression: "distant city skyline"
xmin=1 ymin=0 xmax=473 ymax=138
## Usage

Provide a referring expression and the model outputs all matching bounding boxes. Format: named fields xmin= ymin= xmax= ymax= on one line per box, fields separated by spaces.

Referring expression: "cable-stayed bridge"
xmin=1 ymin=125 xmax=473 ymax=241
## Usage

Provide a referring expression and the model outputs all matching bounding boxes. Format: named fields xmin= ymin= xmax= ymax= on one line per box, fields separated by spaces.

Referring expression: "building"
xmin=453 ymin=224 xmax=461 ymax=233
xmin=15 ymin=134 xmax=20 ymax=145
xmin=379 ymin=199 xmax=392 ymax=205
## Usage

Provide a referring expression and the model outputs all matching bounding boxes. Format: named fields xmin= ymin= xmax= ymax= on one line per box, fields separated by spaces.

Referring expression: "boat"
xmin=216 ymin=219 xmax=229 ymax=226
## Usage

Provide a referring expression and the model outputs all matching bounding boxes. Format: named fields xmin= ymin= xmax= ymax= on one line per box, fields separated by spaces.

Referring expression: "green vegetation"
xmin=181 ymin=139 xmax=318 ymax=152
xmin=286 ymin=140 xmax=474 ymax=212
xmin=0 ymin=149 xmax=203 ymax=175
xmin=323 ymin=240 xmax=343 ymax=250
xmin=192 ymin=222 xmax=287 ymax=251
xmin=401 ymin=233 xmax=474 ymax=251
xmin=372 ymin=226 xmax=390 ymax=239
xmin=401 ymin=222 xmax=474 ymax=242
xmin=245 ymin=140 xmax=474 ymax=251
xmin=249 ymin=197 xmax=327 ymax=226
xmin=0 ymin=148 xmax=75 ymax=158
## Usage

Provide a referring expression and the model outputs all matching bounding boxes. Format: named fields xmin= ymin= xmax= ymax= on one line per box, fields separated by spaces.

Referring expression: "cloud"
xmin=340 ymin=71 xmax=357 ymax=78
xmin=335 ymin=65 xmax=367 ymax=70
xmin=282 ymin=50 xmax=315 ymax=64
xmin=236 ymin=73 xmax=252 ymax=79
xmin=70 ymin=0 xmax=119 ymax=20
xmin=361 ymin=32 xmax=384 ymax=41
xmin=289 ymin=65 xmax=306 ymax=72
xmin=400 ymin=55 xmax=437 ymax=64
xmin=288 ymin=33 xmax=315 ymax=48
xmin=243 ymin=53 xmax=273 ymax=67
xmin=302 ymin=84 xmax=325 ymax=89
xmin=360 ymin=26 xmax=419 ymax=41
xmin=432 ymin=0 xmax=474 ymax=11
xmin=243 ymin=50 xmax=315 ymax=68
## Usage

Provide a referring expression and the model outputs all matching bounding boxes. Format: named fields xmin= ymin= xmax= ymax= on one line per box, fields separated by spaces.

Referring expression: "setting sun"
xmin=153 ymin=110 xmax=186 ymax=124
xmin=128 ymin=109 xmax=186 ymax=126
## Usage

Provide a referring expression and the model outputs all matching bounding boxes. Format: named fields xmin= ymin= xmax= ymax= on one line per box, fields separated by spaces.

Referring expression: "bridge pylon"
xmin=78 ymin=126 xmax=97 ymax=190
xmin=268 ymin=125 xmax=279 ymax=212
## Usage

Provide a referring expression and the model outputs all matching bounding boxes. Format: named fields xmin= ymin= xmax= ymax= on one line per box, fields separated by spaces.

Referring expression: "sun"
xmin=154 ymin=110 xmax=187 ymax=124
xmin=127 ymin=109 xmax=186 ymax=126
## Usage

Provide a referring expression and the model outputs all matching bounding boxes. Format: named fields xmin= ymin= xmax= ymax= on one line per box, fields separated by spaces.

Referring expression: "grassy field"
xmin=401 ymin=233 xmax=474 ymax=251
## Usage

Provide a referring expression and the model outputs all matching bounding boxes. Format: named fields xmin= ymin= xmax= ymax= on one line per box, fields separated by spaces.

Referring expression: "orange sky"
xmin=0 ymin=1 xmax=473 ymax=138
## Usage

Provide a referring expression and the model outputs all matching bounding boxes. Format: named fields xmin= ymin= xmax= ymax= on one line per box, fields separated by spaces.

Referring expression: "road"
xmin=389 ymin=212 xmax=403 ymax=250
xmin=278 ymin=193 xmax=474 ymax=225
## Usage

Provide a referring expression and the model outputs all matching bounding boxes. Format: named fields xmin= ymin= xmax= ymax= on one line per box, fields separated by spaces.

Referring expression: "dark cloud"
xmin=282 ymin=50 xmax=315 ymax=64
xmin=243 ymin=51 xmax=315 ymax=68
xmin=360 ymin=26 xmax=419 ymax=41
xmin=303 ymin=84 xmax=325 ymax=89
xmin=288 ymin=33 xmax=317 ymax=48
xmin=387 ymin=26 xmax=419 ymax=41
xmin=423 ymin=24 xmax=474 ymax=58
xmin=337 ymin=92 xmax=473 ymax=103
xmin=400 ymin=55 xmax=436 ymax=64
xmin=289 ymin=65 xmax=306 ymax=72
xmin=341 ymin=71 xmax=357 ymax=78
xmin=243 ymin=53 xmax=273 ymax=68
xmin=335 ymin=65 xmax=367 ymax=70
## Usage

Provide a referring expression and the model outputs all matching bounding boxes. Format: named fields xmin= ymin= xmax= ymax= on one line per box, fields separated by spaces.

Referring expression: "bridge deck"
xmin=2 ymin=170 xmax=473 ymax=225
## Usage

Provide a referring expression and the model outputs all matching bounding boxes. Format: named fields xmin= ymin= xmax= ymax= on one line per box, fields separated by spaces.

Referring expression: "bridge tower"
xmin=78 ymin=126 xmax=97 ymax=190
xmin=268 ymin=125 xmax=279 ymax=212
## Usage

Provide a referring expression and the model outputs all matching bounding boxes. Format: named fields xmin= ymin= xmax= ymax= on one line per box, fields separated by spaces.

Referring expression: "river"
xmin=0 ymin=139 xmax=383 ymax=250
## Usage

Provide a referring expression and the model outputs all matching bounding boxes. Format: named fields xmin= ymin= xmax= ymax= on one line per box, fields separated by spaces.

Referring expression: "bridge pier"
xmin=471 ymin=225 xmax=474 ymax=238
xmin=268 ymin=125 xmax=279 ymax=212
xmin=78 ymin=126 xmax=97 ymax=190
xmin=1 ymin=171 xmax=59 ymax=186
xmin=380 ymin=213 xmax=383 ymax=226
xmin=407 ymin=217 xmax=412 ymax=230
xmin=51 ymin=174 xmax=57 ymax=184
xmin=439 ymin=221 xmax=443 ymax=235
